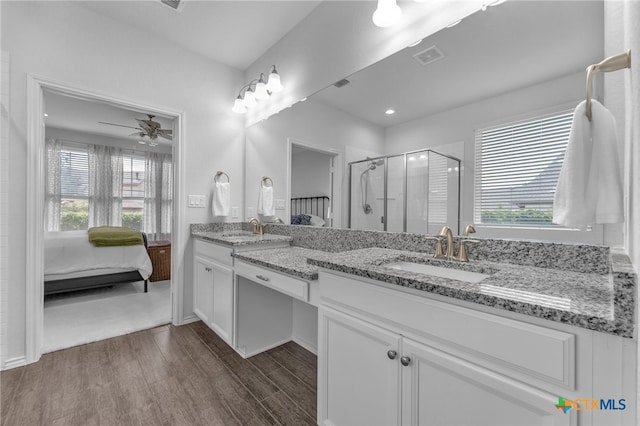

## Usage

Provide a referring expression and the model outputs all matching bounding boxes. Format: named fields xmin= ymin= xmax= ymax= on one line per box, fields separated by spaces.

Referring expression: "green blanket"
xmin=88 ymin=226 xmax=144 ymax=247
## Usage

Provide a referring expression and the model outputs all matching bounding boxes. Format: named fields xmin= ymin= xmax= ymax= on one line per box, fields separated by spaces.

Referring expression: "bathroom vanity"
xmin=191 ymin=224 xmax=637 ymax=426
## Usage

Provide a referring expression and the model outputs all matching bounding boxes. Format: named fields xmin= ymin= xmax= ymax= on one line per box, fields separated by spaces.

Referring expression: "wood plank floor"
xmin=1 ymin=322 xmax=317 ymax=426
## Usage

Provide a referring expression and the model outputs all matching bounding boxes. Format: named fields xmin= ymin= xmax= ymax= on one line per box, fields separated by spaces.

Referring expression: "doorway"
xmin=287 ymin=138 xmax=341 ymax=228
xmin=26 ymin=76 xmax=185 ymax=363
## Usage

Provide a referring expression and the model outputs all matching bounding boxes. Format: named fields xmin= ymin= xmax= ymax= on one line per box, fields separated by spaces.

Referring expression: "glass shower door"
xmin=349 ymin=159 xmax=385 ymax=231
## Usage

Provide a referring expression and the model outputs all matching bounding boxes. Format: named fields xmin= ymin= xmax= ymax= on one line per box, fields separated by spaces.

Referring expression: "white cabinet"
xmin=319 ymin=307 xmax=401 ymax=426
xmin=400 ymin=338 xmax=570 ymax=426
xmin=319 ymin=305 xmax=571 ymax=426
xmin=193 ymin=240 xmax=234 ymax=345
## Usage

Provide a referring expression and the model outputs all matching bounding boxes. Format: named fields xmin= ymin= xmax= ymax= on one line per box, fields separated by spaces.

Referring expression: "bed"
xmin=44 ymin=230 xmax=152 ymax=295
xmin=290 ymin=196 xmax=330 ymax=226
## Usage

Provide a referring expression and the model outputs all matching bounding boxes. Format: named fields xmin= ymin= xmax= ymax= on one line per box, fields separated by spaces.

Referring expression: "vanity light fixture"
xmin=232 ymin=65 xmax=284 ymax=114
xmin=372 ymin=0 xmax=402 ymax=28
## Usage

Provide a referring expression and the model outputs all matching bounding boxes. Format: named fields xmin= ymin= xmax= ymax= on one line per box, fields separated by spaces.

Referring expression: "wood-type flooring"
xmin=1 ymin=321 xmax=317 ymax=425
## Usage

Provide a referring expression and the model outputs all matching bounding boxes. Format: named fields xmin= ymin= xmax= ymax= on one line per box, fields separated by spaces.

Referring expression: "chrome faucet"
xmin=438 ymin=226 xmax=455 ymax=260
xmin=248 ymin=217 xmax=263 ymax=235
xmin=458 ymin=224 xmax=480 ymax=262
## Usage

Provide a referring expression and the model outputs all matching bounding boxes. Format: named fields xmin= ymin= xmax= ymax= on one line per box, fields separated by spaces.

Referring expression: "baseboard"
xmin=292 ymin=334 xmax=318 ymax=355
xmin=2 ymin=356 xmax=27 ymax=371
xmin=180 ymin=314 xmax=199 ymax=325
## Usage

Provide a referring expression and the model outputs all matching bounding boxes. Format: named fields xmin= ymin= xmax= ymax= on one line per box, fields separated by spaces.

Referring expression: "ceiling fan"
xmin=98 ymin=114 xmax=172 ymax=146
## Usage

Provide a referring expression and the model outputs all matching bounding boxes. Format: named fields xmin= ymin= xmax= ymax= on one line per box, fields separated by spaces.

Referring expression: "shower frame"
xmin=348 ymin=148 xmax=461 ymax=234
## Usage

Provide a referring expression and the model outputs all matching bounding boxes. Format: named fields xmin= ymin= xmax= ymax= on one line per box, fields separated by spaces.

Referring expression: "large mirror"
xmin=245 ymin=0 xmax=605 ymax=238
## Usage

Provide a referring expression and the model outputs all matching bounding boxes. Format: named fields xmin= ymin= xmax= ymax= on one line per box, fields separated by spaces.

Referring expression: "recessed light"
xmin=385 ymin=109 xmax=395 ymax=115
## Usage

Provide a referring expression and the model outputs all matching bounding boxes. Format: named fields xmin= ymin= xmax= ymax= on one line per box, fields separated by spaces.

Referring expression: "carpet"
xmin=43 ymin=279 xmax=171 ymax=353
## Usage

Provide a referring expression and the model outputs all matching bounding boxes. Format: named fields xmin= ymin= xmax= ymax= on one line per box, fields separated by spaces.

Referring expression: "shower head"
xmin=367 ymin=158 xmax=384 ymax=170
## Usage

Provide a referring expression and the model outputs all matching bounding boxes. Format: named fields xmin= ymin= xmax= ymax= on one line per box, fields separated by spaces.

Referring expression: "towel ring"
xmin=261 ymin=176 xmax=273 ymax=187
xmin=215 ymin=171 xmax=230 ymax=183
xmin=585 ymin=49 xmax=631 ymax=121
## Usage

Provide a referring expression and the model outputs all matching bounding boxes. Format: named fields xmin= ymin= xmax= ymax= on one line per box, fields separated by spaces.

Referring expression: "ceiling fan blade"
xmin=136 ymin=118 xmax=161 ymax=130
xmin=98 ymin=121 xmax=141 ymax=130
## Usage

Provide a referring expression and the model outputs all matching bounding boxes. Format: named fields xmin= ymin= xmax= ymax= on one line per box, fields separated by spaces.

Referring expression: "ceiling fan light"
xmin=372 ymin=0 xmax=402 ymax=28
xmin=243 ymin=89 xmax=257 ymax=108
xmin=232 ymin=96 xmax=247 ymax=113
xmin=266 ymin=67 xmax=283 ymax=93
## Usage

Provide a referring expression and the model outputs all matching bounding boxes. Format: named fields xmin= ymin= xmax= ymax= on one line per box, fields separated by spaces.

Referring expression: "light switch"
xmin=188 ymin=195 xmax=206 ymax=208
xmin=231 ymin=206 xmax=239 ymax=218
xmin=275 ymin=199 xmax=285 ymax=210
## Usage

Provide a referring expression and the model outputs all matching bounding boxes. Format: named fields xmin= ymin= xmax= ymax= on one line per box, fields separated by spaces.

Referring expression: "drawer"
xmin=194 ymin=238 xmax=233 ymax=266
xmin=235 ymin=260 xmax=309 ymax=302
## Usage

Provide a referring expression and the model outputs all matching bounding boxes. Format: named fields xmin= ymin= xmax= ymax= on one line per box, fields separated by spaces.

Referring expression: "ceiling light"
xmin=232 ymin=65 xmax=284 ymax=114
xmin=372 ymin=0 xmax=402 ymax=28
xmin=408 ymin=156 xmax=416 ymax=161
xmin=254 ymin=74 xmax=269 ymax=101
xmin=265 ymin=66 xmax=283 ymax=93
xmin=385 ymin=109 xmax=395 ymax=115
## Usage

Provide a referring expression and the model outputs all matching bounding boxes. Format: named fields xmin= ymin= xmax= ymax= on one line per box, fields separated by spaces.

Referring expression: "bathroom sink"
xmin=383 ymin=261 xmax=490 ymax=283
xmin=220 ymin=231 xmax=254 ymax=237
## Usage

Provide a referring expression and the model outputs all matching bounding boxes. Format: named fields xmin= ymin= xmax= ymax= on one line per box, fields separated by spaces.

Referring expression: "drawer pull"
xmin=400 ymin=356 xmax=411 ymax=367
xmin=387 ymin=350 xmax=397 ymax=360
xmin=255 ymin=274 xmax=270 ymax=282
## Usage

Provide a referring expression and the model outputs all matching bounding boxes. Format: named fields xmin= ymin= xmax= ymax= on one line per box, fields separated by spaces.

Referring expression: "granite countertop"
xmin=233 ymin=246 xmax=334 ymax=280
xmin=192 ymin=230 xmax=293 ymax=247
xmin=232 ymin=245 xmax=636 ymax=338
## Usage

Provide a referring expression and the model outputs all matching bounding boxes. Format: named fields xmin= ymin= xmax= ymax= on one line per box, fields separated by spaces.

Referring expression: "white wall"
xmin=291 ymin=150 xmax=331 ymax=199
xmin=1 ymin=1 xmax=244 ymax=365
xmin=246 ymin=98 xmax=384 ymax=227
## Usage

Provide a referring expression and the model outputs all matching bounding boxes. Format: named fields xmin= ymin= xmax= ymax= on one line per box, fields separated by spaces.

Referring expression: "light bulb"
xmin=243 ymin=88 xmax=257 ymax=108
xmin=372 ymin=0 xmax=402 ymax=28
xmin=254 ymin=75 xmax=270 ymax=100
xmin=266 ymin=67 xmax=283 ymax=93
xmin=232 ymin=96 xmax=247 ymax=113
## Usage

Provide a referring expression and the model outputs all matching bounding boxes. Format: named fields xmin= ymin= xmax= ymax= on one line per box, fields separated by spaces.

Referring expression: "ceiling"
xmin=311 ymin=0 xmax=604 ymax=127
xmin=44 ymin=90 xmax=176 ymax=147
xmin=78 ymin=0 xmax=322 ymax=70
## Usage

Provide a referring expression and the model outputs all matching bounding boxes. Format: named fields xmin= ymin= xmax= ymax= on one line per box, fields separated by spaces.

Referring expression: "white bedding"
xmin=44 ymin=232 xmax=152 ymax=280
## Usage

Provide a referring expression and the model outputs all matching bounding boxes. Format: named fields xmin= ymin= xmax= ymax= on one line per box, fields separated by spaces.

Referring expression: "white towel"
xmin=553 ymin=99 xmax=623 ymax=228
xmin=212 ymin=182 xmax=230 ymax=216
xmin=258 ymin=185 xmax=275 ymax=216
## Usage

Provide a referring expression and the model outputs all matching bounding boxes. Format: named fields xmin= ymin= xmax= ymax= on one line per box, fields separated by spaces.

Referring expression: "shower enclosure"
xmin=349 ymin=149 xmax=460 ymax=234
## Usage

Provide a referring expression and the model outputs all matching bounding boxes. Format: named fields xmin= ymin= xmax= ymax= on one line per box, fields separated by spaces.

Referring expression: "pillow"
xmin=308 ymin=214 xmax=325 ymax=227
xmin=291 ymin=214 xmax=312 ymax=225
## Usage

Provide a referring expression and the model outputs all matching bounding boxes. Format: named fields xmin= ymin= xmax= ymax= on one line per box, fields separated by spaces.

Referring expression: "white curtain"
xmin=88 ymin=144 xmax=123 ymax=227
xmin=144 ymin=152 xmax=172 ymax=241
xmin=44 ymin=139 xmax=62 ymax=231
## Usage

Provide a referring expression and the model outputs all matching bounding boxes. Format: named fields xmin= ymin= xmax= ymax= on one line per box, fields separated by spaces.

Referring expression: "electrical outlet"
xmin=275 ymin=199 xmax=285 ymax=210
xmin=188 ymin=195 xmax=206 ymax=208
xmin=231 ymin=206 xmax=239 ymax=219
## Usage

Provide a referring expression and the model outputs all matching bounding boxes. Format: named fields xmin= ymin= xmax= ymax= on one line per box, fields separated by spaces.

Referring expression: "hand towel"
xmin=258 ymin=185 xmax=275 ymax=216
xmin=212 ymin=182 xmax=231 ymax=216
xmin=553 ymin=99 xmax=623 ymax=228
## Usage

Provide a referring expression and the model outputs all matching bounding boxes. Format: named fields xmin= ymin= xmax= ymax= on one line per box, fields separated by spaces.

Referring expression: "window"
xmin=59 ymin=147 xmax=89 ymax=231
xmin=122 ymin=154 xmax=145 ymax=231
xmin=474 ymin=110 xmax=573 ymax=227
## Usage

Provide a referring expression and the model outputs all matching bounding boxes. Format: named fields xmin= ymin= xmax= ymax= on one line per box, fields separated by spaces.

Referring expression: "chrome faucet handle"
xmin=425 ymin=236 xmax=446 ymax=259
xmin=457 ymin=239 xmax=480 ymax=262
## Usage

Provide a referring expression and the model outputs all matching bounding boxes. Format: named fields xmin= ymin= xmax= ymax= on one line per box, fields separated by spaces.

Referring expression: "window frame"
xmin=472 ymin=103 xmax=603 ymax=244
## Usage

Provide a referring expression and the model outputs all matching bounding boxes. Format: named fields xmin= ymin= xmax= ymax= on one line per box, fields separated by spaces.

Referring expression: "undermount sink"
xmin=383 ymin=261 xmax=490 ymax=283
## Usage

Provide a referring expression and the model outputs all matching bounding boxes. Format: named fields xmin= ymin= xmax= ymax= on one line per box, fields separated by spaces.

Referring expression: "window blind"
xmin=60 ymin=149 xmax=89 ymax=197
xmin=474 ymin=110 xmax=573 ymax=226
xmin=123 ymin=154 xmax=146 ymax=198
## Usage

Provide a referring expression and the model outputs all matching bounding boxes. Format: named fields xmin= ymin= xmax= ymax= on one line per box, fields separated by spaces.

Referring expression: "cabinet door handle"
xmin=256 ymin=274 xmax=270 ymax=282
xmin=387 ymin=350 xmax=397 ymax=360
xmin=400 ymin=356 xmax=411 ymax=366
xmin=205 ymin=267 xmax=212 ymax=272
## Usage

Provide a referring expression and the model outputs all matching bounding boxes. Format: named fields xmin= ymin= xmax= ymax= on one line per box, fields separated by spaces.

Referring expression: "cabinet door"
xmin=319 ymin=306 xmax=401 ymax=426
xmin=193 ymin=256 xmax=213 ymax=325
xmin=211 ymin=261 xmax=234 ymax=345
xmin=400 ymin=338 xmax=573 ymax=426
